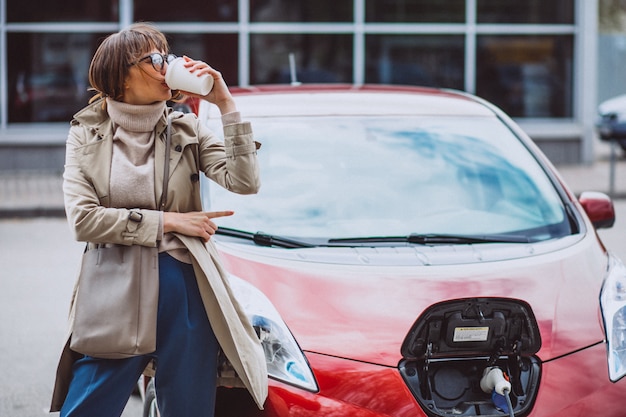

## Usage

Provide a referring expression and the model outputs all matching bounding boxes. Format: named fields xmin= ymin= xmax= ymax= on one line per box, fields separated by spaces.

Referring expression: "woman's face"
xmin=123 ymin=48 xmax=173 ymax=105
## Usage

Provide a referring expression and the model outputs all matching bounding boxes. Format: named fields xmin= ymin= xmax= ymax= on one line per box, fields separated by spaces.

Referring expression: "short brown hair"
xmin=88 ymin=22 xmax=170 ymax=102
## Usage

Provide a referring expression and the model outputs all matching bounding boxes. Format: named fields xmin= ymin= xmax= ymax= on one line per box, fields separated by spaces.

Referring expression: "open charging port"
xmin=399 ymin=298 xmax=542 ymax=417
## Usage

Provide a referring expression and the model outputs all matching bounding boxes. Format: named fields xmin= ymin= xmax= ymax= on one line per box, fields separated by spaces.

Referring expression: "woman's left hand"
xmin=179 ymin=56 xmax=237 ymax=114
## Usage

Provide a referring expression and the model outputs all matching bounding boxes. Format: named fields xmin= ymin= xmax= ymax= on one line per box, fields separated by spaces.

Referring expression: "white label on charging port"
xmin=453 ymin=326 xmax=489 ymax=342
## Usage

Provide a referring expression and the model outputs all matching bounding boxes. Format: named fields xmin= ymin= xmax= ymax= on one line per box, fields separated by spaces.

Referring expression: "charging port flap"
xmin=401 ymin=298 xmax=541 ymax=359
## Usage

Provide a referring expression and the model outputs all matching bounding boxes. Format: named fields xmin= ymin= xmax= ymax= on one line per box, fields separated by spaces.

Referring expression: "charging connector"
xmin=480 ymin=366 xmax=511 ymax=396
xmin=481 ymin=367 xmax=514 ymax=416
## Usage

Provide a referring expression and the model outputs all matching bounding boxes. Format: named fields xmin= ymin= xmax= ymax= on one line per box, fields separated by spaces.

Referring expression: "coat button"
xmin=175 ymin=145 xmax=182 ymax=152
xmin=190 ymin=173 xmax=200 ymax=182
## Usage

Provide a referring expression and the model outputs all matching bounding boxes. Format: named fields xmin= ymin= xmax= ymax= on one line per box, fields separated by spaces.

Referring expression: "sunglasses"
xmin=131 ymin=53 xmax=177 ymax=72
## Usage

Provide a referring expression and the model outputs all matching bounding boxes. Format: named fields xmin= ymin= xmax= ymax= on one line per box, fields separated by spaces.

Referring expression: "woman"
xmin=50 ymin=23 xmax=268 ymax=417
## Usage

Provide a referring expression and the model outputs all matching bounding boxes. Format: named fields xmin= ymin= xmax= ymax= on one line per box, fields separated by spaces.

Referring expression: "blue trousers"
xmin=61 ymin=253 xmax=219 ymax=417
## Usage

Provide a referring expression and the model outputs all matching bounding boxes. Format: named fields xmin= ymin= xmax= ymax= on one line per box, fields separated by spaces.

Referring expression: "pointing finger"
xmin=205 ymin=210 xmax=234 ymax=219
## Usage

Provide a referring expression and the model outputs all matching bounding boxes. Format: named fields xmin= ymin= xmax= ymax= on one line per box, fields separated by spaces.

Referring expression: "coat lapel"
xmin=154 ymin=122 xmax=166 ymax=206
xmin=79 ymin=124 xmax=114 ymax=207
xmin=155 ymin=113 xmax=200 ymax=208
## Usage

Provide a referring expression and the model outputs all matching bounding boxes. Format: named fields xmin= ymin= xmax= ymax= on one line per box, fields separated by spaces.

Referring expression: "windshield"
xmin=202 ymin=115 xmax=570 ymax=242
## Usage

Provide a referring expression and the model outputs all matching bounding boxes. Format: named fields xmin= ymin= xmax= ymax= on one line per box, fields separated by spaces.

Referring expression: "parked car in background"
xmin=597 ymin=93 xmax=626 ymax=151
xmin=142 ymin=84 xmax=626 ymax=417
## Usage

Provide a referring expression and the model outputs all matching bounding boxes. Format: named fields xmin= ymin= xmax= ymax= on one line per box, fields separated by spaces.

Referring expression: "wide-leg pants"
xmin=60 ymin=252 xmax=219 ymax=417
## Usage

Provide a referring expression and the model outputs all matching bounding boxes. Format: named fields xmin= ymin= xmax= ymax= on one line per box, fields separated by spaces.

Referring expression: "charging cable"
xmin=480 ymin=367 xmax=514 ymax=417
xmin=503 ymin=389 xmax=514 ymax=417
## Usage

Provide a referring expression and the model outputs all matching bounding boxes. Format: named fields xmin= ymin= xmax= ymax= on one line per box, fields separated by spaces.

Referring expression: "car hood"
xmin=216 ymin=233 xmax=608 ymax=367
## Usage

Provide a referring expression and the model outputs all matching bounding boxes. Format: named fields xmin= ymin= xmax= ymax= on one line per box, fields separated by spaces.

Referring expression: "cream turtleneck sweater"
xmin=107 ymin=99 xmax=164 ymax=211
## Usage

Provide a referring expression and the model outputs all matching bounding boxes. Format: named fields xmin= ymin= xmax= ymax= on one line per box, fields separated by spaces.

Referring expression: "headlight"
xmin=600 ymin=253 xmax=626 ymax=382
xmin=228 ymin=274 xmax=319 ymax=392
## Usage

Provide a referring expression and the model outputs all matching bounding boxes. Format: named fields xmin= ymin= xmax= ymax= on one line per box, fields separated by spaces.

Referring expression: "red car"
xmin=142 ymin=85 xmax=626 ymax=417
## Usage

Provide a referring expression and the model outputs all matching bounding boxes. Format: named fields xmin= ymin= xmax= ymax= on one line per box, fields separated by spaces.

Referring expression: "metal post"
xmin=609 ymin=139 xmax=617 ymax=198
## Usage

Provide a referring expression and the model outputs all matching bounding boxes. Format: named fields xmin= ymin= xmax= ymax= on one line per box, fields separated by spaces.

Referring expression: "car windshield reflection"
xmin=202 ymin=116 xmax=570 ymax=243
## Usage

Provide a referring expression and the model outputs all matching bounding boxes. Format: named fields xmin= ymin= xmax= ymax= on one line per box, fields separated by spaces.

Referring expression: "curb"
xmin=0 ymin=207 xmax=66 ymax=219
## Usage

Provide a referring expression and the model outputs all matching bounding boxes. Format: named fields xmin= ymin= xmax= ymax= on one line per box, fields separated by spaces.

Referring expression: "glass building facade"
xmin=0 ymin=0 xmax=598 ymax=165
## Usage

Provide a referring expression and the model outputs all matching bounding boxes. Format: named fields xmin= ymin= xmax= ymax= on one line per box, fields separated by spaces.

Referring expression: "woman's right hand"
xmin=179 ymin=56 xmax=237 ymax=115
xmin=163 ymin=211 xmax=234 ymax=242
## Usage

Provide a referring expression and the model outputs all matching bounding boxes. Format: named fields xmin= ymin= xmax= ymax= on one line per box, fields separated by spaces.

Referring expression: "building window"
xmin=476 ymin=35 xmax=574 ymax=118
xmin=250 ymin=34 xmax=353 ymax=84
xmin=250 ymin=0 xmax=353 ymax=22
xmin=7 ymin=33 xmax=105 ymax=123
xmin=477 ymin=0 xmax=574 ymax=24
xmin=365 ymin=35 xmax=465 ymax=89
xmin=134 ymin=0 xmax=238 ymax=22
xmin=365 ymin=0 xmax=466 ymax=23
xmin=7 ymin=0 xmax=118 ymax=22
xmin=167 ymin=33 xmax=239 ymax=85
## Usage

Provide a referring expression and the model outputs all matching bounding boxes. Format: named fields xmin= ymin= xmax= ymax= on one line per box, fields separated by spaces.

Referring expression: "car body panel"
xmin=264 ymin=353 xmax=418 ymax=417
xmin=252 ymin=343 xmax=622 ymax=417
xmin=216 ymin=230 xmax=607 ymax=368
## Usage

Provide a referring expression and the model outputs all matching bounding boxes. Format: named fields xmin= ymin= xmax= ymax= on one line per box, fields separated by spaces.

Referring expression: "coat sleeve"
xmin=197 ymin=113 xmax=261 ymax=195
xmin=63 ymin=124 xmax=161 ymax=246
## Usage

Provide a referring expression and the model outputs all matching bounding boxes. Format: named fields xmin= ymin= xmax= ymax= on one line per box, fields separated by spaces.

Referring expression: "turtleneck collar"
xmin=106 ymin=99 xmax=166 ymax=133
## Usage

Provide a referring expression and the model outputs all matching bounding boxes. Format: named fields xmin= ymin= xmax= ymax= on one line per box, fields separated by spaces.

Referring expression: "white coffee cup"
xmin=165 ymin=57 xmax=214 ymax=95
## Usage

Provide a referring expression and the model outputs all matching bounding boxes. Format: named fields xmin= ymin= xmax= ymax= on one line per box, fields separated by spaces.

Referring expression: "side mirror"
xmin=578 ymin=191 xmax=615 ymax=229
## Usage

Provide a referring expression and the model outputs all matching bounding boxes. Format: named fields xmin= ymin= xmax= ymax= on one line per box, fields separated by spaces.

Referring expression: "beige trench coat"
xmin=50 ymin=98 xmax=268 ymax=411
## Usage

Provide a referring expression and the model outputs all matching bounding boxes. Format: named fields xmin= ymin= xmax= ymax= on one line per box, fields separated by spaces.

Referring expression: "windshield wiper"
xmin=216 ymin=228 xmax=532 ymax=248
xmin=327 ymin=233 xmax=531 ymax=245
xmin=216 ymin=227 xmax=315 ymax=248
